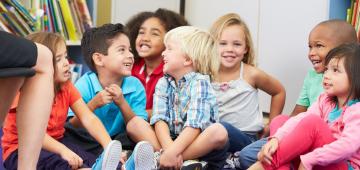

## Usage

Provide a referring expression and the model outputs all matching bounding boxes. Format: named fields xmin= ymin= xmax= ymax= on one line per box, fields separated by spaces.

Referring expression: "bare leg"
xmin=182 ymin=123 xmax=228 ymax=160
xmin=0 ymin=77 xmax=24 ymax=125
xmin=126 ymin=116 xmax=161 ymax=150
xmin=16 ymin=43 xmax=54 ymax=170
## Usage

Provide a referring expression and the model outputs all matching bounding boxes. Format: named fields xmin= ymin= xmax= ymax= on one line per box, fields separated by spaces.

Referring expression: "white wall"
xmin=111 ymin=0 xmax=330 ymax=114
xmin=111 ymin=0 xmax=180 ymax=24
xmin=256 ymin=0 xmax=328 ymax=114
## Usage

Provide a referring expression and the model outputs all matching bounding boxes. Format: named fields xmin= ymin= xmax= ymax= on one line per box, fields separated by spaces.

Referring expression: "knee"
xmin=34 ymin=43 xmax=53 ymax=74
xmin=207 ymin=123 xmax=228 ymax=148
xmin=126 ymin=116 xmax=148 ymax=135
xmin=269 ymin=115 xmax=289 ymax=127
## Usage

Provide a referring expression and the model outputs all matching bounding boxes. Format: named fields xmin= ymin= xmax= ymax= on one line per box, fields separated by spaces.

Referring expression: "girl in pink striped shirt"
xmin=249 ymin=43 xmax=360 ymax=170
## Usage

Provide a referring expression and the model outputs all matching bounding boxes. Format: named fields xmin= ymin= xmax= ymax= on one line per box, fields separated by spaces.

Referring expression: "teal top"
xmin=296 ymin=69 xmax=324 ymax=107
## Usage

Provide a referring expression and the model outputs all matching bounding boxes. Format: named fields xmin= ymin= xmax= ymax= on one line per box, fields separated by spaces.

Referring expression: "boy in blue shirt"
xmin=64 ymin=23 xmax=161 ymax=168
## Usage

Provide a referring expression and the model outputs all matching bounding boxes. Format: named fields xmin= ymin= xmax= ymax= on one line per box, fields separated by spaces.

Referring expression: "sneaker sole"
xmin=180 ymin=162 xmax=203 ymax=170
xmin=133 ymin=141 xmax=154 ymax=170
xmin=102 ymin=140 xmax=122 ymax=170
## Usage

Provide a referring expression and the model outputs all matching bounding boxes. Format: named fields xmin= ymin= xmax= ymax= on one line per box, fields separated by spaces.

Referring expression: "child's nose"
xmin=64 ymin=59 xmax=69 ymax=66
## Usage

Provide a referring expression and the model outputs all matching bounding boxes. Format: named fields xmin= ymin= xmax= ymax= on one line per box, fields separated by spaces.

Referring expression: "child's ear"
xmin=92 ymin=52 xmax=104 ymax=66
xmin=184 ymin=57 xmax=193 ymax=66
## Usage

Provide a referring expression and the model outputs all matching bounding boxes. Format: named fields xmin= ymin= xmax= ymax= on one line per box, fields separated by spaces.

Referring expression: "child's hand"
xmin=105 ymin=84 xmax=125 ymax=105
xmin=159 ymin=149 xmax=183 ymax=169
xmin=257 ymin=138 xmax=279 ymax=165
xmin=298 ymin=162 xmax=306 ymax=170
xmin=90 ymin=90 xmax=113 ymax=108
xmin=59 ymin=147 xmax=83 ymax=169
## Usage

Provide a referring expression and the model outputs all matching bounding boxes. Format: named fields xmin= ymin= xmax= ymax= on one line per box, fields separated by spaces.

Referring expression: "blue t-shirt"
xmin=68 ymin=72 xmax=147 ymax=136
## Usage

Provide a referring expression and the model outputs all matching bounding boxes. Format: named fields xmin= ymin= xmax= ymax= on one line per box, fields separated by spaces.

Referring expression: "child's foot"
xmin=124 ymin=141 xmax=154 ymax=170
xmin=223 ymin=152 xmax=241 ymax=169
xmin=181 ymin=160 xmax=207 ymax=170
xmin=92 ymin=140 xmax=122 ymax=170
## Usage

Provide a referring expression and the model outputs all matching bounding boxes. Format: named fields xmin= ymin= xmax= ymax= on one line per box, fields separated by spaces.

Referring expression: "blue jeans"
xmin=221 ymin=122 xmax=257 ymax=153
xmin=238 ymin=137 xmax=267 ymax=169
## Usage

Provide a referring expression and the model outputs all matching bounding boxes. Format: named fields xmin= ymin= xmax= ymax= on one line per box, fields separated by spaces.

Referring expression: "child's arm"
xmin=253 ymin=68 xmax=286 ymax=122
xmin=70 ymin=98 xmax=112 ymax=149
xmin=163 ymin=127 xmax=200 ymax=156
xmin=300 ymin=106 xmax=360 ymax=169
xmin=69 ymin=89 xmax=113 ymax=127
xmin=290 ymin=104 xmax=308 ymax=117
xmin=154 ymin=120 xmax=173 ymax=150
xmin=106 ymin=84 xmax=137 ymax=123
xmin=42 ymin=134 xmax=83 ymax=169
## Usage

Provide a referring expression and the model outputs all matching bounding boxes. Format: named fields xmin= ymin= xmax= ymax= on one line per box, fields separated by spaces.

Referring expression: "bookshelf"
xmin=329 ymin=0 xmax=360 ymax=41
xmin=0 ymin=0 xmax=93 ymax=79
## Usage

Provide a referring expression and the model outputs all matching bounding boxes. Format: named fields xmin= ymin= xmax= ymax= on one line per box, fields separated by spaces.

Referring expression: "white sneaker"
xmin=152 ymin=151 xmax=161 ymax=170
xmin=124 ymin=141 xmax=154 ymax=170
xmin=181 ymin=160 xmax=206 ymax=170
xmin=92 ymin=140 xmax=122 ymax=170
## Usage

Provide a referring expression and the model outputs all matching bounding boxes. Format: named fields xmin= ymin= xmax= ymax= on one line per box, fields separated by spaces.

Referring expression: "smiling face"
xmin=102 ymin=34 xmax=134 ymax=76
xmin=162 ymin=38 xmax=189 ymax=79
xmin=323 ymin=57 xmax=350 ymax=103
xmin=54 ymin=42 xmax=71 ymax=84
xmin=135 ymin=17 xmax=166 ymax=60
xmin=218 ymin=25 xmax=248 ymax=70
xmin=308 ymin=25 xmax=339 ymax=73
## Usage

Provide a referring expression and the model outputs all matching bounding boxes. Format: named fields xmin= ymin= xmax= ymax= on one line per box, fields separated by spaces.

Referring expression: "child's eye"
xmin=219 ymin=42 xmax=227 ymax=46
xmin=315 ymin=44 xmax=324 ymax=48
xmin=152 ymin=32 xmax=160 ymax=36
xmin=119 ymin=48 xmax=125 ymax=52
xmin=234 ymin=43 xmax=242 ymax=46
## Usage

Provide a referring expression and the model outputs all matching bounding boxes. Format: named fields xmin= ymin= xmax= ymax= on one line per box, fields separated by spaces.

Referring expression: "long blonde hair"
xmin=164 ymin=26 xmax=220 ymax=81
xmin=210 ymin=13 xmax=256 ymax=66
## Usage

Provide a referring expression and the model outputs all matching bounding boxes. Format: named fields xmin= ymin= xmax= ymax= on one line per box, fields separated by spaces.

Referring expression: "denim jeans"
xmin=238 ymin=137 xmax=267 ymax=169
xmin=221 ymin=122 xmax=257 ymax=153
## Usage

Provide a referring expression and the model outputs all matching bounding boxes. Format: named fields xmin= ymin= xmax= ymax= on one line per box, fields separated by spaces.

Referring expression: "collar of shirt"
xmin=138 ymin=58 xmax=164 ymax=76
xmin=164 ymin=72 xmax=197 ymax=89
xmin=88 ymin=72 xmax=136 ymax=95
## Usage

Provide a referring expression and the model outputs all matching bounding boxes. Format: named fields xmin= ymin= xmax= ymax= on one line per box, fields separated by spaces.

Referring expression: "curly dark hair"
xmin=125 ymin=8 xmax=189 ymax=60
xmin=81 ymin=23 xmax=129 ymax=72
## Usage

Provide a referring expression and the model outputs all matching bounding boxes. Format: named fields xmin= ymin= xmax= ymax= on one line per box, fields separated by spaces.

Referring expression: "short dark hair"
xmin=325 ymin=43 xmax=360 ymax=104
xmin=125 ymin=8 xmax=188 ymax=60
xmin=81 ymin=23 xmax=128 ymax=72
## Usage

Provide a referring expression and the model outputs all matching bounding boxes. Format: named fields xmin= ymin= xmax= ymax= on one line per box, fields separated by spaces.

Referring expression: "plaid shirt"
xmin=150 ymin=72 xmax=218 ymax=135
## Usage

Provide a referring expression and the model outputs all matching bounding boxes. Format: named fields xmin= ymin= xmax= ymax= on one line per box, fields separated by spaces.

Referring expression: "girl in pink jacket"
xmin=249 ymin=43 xmax=360 ymax=170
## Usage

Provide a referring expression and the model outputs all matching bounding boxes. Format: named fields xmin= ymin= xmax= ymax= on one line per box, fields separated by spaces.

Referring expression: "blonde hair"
xmin=27 ymin=32 xmax=66 ymax=92
xmin=210 ymin=13 xmax=256 ymax=66
xmin=164 ymin=26 xmax=220 ymax=80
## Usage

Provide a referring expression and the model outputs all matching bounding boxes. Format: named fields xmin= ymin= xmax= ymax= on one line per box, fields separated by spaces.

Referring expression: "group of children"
xmin=1 ymin=7 xmax=360 ymax=170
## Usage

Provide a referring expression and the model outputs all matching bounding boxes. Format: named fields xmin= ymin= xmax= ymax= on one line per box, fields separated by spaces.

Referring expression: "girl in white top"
xmin=210 ymin=13 xmax=286 ymax=154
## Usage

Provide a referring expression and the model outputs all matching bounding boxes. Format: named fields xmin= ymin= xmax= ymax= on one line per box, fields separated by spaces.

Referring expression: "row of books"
xmin=347 ymin=0 xmax=360 ymax=39
xmin=0 ymin=0 xmax=92 ymax=41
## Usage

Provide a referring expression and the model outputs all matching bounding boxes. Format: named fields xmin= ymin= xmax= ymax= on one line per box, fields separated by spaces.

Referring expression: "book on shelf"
xmin=69 ymin=63 xmax=83 ymax=83
xmin=0 ymin=0 xmax=93 ymax=42
xmin=347 ymin=0 xmax=360 ymax=41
